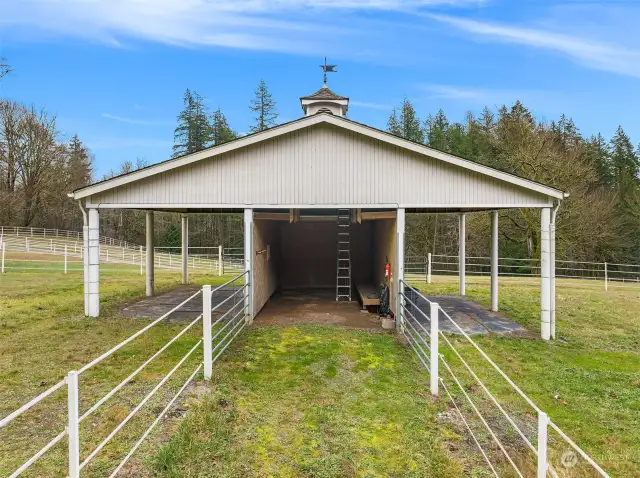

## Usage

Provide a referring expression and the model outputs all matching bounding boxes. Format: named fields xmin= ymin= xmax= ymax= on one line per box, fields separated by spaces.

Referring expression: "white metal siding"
xmin=90 ymin=124 xmax=549 ymax=207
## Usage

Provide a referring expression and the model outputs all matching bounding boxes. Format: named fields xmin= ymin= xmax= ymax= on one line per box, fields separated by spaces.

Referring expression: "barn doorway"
xmin=251 ymin=209 xmax=398 ymax=326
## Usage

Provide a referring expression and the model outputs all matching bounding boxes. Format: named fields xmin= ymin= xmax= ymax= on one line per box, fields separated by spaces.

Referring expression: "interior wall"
xmin=253 ymin=219 xmax=281 ymax=315
xmin=279 ymin=221 xmax=372 ymax=289
xmin=372 ymin=218 xmax=397 ymax=314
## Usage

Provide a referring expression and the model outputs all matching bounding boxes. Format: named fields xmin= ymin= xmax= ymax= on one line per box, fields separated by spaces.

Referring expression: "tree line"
xmin=389 ymin=99 xmax=640 ymax=263
xmin=2 ymin=58 xmax=640 ymax=263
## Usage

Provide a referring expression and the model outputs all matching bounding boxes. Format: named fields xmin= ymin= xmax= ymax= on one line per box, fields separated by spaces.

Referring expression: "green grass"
xmin=411 ymin=276 xmax=640 ymax=477
xmin=0 ymin=267 xmax=234 ymax=477
xmin=2 ymin=267 xmax=639 ymax=477
xmin=148 ymin=325 xmax=466 ymax=478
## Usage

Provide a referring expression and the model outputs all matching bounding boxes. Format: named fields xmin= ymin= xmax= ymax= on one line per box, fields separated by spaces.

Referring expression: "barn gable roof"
xmin=72 ymin=113 xmax=565 ymax=202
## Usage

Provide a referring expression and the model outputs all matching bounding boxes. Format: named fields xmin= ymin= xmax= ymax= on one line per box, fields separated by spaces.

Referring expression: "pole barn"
xmin=70 ymin=84 xmax=566 ymax=340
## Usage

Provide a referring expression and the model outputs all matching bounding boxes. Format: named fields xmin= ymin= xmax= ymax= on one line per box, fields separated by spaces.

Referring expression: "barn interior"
xmin=251 ymin=208 xmax=398 ymax=325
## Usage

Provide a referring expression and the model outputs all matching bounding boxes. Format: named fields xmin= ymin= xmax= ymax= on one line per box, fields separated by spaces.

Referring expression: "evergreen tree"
xmin=66 ymin=135 xmax=93 ymax=189
xmin=386 ymin=98 xmax=423 ymax=143
xmin=173 ymin=89 xmax=210 ymax=157
xmin=249 ymin=79 xmax=278 ymax=133
xmin=210 ymin=108 xmax=237 ymax=146
xmin=585 ymin=134 xmax=613 ymax=187
xmin=161 ymin=223 xmax=181 ymax=248
xmin=609 ymin=126 xmax=639 ymax=187
xmin=425 ymin=109 xmax=449 ymax=151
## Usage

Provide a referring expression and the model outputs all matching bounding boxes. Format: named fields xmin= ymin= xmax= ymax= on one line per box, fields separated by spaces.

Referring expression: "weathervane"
xmin=320 ymin=56 xmax=337 ymax=85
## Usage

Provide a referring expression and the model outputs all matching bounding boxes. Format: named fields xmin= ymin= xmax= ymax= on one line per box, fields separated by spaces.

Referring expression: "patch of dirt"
xmin=254 ymin=289 xmax=387 ymax=332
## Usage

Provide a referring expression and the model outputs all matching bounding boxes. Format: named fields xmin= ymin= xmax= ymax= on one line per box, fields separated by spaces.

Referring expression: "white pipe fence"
xmin=405 ymin=254 xmax=640 ymax=288
xmin=0 ymin=272 xmax=251 ymax=477
xmin=398 ymin=279 xmax=610 ymax=478
xmin=0 ymin=233 xmax=243 ymax=276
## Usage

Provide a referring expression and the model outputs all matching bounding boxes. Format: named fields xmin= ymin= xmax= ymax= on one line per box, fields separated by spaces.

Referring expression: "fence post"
xmin=427 ymin=253 xmax=432 ymax=284
xmin=218 ymin=245 xmax=223 ymax=276
xmin=604 ymin=262 xmax=608 ymax=291
xmin=537 ymin=411 xmax=549 ymax=478
xmin=203 ymin=285 xmax=213 ymax=380
xmin=1 ymin=242 xmax=5 ymax=273
xmin=26 ymin=237 xmax=29 ymax=252
xmin=122 ymin=247 xmax=125 ymax=260
xmin=67 ymin=370 xmax=80 ymax=478
xmin=139 ymin=246 xmax=143 ymax=275
xmin=30 ymin=227 xmax=33 ymax=236
xmin=64 ymin=245 xmax=68 ymax=274
xmin=430 ymin=302 xmax=439 ymax=397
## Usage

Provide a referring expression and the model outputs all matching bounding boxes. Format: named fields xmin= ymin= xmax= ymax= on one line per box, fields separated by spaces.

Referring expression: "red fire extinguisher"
xmin=385 ymin=257 xmax=391 ymax=280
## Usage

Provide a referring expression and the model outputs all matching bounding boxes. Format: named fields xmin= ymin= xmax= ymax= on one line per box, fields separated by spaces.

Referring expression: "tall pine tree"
xmin=249 ymin=79 xmax=278 ymax=133
xmin=210 ymin=108 xmax=236 ymax=146
xmin=609 ymin=126 xmax=639 ymax=188
xmin=173 ymin=89 xmax=210 ymax=157
xmin=387 ymin=98 xmax=423 ymax=143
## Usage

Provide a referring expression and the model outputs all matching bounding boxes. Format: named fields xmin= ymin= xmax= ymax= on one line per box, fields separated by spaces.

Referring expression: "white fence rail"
xmin=0 ymin=233 xmax=244 ymax=275
xmin=0 ymin=273 xmax=251 ymax=477
xmin=405 ymin=253 xmax=640 ymax=288
xmin=398 ymin=280 xmax=610 ymax=478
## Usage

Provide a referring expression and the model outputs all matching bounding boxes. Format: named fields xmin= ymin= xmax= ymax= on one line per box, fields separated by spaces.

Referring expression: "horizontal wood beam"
xmin=254 ymin=212 xmax=290 ymax=221
xmin=361 ymin=211 xmax=397 ymax=220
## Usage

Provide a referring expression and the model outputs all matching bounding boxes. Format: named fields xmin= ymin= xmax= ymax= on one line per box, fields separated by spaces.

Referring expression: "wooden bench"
xmin=356 ymin=283 xmax=380 ymax=307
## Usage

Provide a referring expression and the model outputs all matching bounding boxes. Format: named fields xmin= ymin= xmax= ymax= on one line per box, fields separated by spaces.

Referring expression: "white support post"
xmin=67 ymin=370 xmax=80 ymax=478
xmin=459 ymin=213 xmax=466 ymax=296
xmin=540 ymin=207 xmax=551 ymax=340
xmin=218 ymin=245 xmax=223 ymax=276
xmin=26 ymin=237 xmax=29 ymax=252
xmin=83 ymin=225 xmax=89 ymax=316
xmin=491 ymin=211 xmax=499 ymax=312
xmin=430 ymin=302 xmax=439 ymax=397
xmin=396 ymin=208 xmax=406 ymax=329
xmin=604 ymin=262 xmax=608 ymax=291
xmin=181 ymin=215 xmax=189 ymax=284
xmin=427 ymin=252 xmax=432 ymax=284
xmin=244 ymin=209 xmax=253 ymax=323
xmin=88 ymin=208 xmax=100 ymax=317
xmin=537 ymin=411 xmax=549 ymax=478
xmin=146 ymin=212 xmax=155 ymax=296
xmin=203 ymin=285 xmax=212 ymax=380
xmin=64 ymin=244 xmax=68 ymax=274
xmin=1 ymin=242 xmax=5 ymax=273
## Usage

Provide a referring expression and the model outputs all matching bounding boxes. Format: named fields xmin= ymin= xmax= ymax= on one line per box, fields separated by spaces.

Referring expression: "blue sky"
xmin=1 ymin=0 xmax=639 ymax=177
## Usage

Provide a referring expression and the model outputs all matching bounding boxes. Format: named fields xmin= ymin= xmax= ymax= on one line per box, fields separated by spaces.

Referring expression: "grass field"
xmin=411 ymin=275 xmax=640 ymax=477
xmin=1 ymin=266 xmax=639 ymax=476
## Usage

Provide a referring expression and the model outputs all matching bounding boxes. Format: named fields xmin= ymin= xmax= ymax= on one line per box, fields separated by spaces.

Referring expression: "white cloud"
xmin=0 ymin=0 xmax=481 ymax=52
xmin=350 ymin=100 xmax=392 ymax=110
xmin=426 ymin=13 xmax=640 ymax=79
xmin=101 ymin=113 xmax=171 ymax=126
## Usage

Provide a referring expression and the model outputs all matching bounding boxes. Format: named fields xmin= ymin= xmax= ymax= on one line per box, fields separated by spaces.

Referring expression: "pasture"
xmin=0 ymin=266 xmax=638 ymax=476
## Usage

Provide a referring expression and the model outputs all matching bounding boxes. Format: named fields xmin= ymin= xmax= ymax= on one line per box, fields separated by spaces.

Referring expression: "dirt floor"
xmin=254 ymin=289 xmax=385 ymax=330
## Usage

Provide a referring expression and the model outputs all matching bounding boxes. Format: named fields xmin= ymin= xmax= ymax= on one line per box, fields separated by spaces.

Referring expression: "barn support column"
xmin=490 ymin=211 xmax=499 ymax=312
xmin=396 ymin=208 xmax=405 ymax=330
xmin=459 ymin=213 xmax=466 ymax=296
xmin=550 ymin=203 xmax=559 ymax=339
xmin=87 ymin=208 xmax=100 ymax=317
xmin=540 ymin=207 xmax=551 ymax=340
xmin=146 ymin=211 xmax=155 ymax=297
xmin=181 ymin=215 xmax=189 ymax=284
xmin=244 ymin=209 xmax=254 ymax=323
